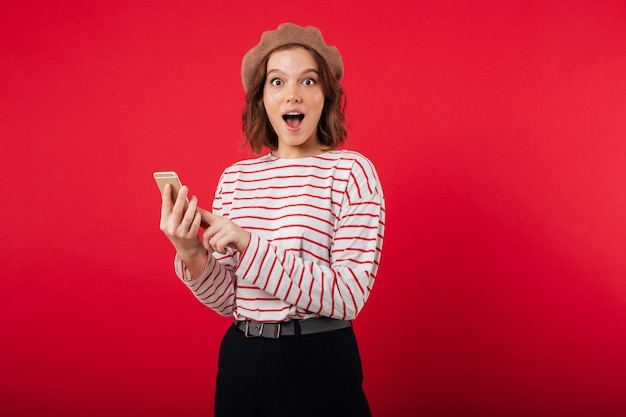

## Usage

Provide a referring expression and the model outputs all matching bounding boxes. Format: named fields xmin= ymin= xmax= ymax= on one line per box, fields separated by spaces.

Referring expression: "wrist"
xmin=177 ymin=246 xmax=209 ymax=273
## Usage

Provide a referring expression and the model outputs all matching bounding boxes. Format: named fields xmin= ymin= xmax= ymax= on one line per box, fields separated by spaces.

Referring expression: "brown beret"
xmin=241 ymin=23 xmax=344 ymax=93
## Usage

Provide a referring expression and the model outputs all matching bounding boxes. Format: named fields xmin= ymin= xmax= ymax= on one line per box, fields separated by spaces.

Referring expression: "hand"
xmin=199 ymin=208 xmax=251 ymax=254
xmin=159 ymin=183 xmax=206 ymax=260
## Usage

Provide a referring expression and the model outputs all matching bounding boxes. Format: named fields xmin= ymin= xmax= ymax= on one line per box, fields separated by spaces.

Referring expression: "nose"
xmin=286 ymin=85 xmax=301 ymax=103
xmin=286 ymin=93 xmax=301 ymax=103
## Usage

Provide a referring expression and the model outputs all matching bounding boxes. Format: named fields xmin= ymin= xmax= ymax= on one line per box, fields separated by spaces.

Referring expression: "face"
xmin=263 ymin=47 xmax=325 ymax=158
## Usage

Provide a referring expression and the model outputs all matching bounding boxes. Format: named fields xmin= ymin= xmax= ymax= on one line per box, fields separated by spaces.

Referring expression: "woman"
xmin=160 ymin=22 xmax=385 ymax=417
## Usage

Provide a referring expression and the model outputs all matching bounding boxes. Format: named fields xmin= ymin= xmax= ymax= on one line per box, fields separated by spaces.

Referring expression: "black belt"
xmin=234 ymin=317 xmax=351 ymax=339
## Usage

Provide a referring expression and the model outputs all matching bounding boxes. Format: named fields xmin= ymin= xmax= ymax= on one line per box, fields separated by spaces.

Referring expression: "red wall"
xmin=2 ymin=1 xmax=625 ymax=416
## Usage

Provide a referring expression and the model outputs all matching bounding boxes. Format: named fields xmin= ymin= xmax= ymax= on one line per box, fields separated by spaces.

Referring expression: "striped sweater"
xmin=174 ymin=150 xmax=385 ymax=322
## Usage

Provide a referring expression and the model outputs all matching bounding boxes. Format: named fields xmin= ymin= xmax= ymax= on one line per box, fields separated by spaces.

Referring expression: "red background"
xmin=1 ymin=1 xmax=625 ymax=416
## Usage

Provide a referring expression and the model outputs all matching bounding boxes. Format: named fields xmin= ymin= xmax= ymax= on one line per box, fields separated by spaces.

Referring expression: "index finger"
xmin=198 ymin=207 xmax=218 ymax=225
xmin=161 ymin=182 xmax=173 ymax=210
xmin=172 ymin=185 xmax=190 ymax=215
xmin=160 ymin=183 xmax=176 ymax=227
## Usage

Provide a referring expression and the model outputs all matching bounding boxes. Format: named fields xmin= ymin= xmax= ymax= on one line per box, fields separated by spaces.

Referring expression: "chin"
xmin=280 ymin=133 xmax=315 ymax=147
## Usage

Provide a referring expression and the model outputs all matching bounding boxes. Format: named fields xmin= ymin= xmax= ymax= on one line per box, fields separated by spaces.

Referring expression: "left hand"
xmin=199 ymin=208 xmax=251 ymax=254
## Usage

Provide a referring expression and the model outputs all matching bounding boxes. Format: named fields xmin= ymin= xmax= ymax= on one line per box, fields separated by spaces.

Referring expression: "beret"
xmin=241 ymin=23 xmax=344 ymax=93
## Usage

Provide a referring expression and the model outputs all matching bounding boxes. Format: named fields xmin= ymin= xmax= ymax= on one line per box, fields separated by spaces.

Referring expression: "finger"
xmin=161 ymin=183 xmax=173 ymax=207
xmin=210 ymin=229 xmax=226 ymax=254
xmin=199 ymin=207 xmax=219 ymax=226
xmin=172 ymin=185 xmax=189 ymax=216
xmin=191 ymin=210 xmax=202 ymax=232
xmin=180 ymin=196 xmax=199 ymax=234
xmin=210 ymin=227 xmax=237 ymax=255
xmin=202 ymin=237 xmax=216 ymax=254
xmin=160 ymin=183 xmax=174 ymax=229
xmin=196 ymin=206 xmax=211 ymax=229
xmin=202 ymin=227 xmax=219 ymax=254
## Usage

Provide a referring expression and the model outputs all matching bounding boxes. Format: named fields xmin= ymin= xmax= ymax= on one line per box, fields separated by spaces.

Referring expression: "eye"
xmin=270 ymin=78 xmax=283 ymax=86
xmin=302 ymin=78 xmax=317 ymax=86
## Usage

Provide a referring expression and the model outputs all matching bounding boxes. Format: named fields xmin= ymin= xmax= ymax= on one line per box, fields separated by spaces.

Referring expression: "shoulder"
xmin=224 ymin=153 xmax=274 ymax=172
xmin=217 ymin=154 xmax=278 ymax=180
xmin=319 ymin=150 xmax=379 ymax=172
xmin=330 ymin=150 xmax=384 ymax=198
xmin=334 ymin=150 xmax=380 ymax=179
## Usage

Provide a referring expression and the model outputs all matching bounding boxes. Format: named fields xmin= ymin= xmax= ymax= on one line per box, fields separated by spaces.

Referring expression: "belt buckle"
xmin=268 ymin=322 xmax=281 ymax=339
xmin=243 ymin=321 xmax=281 ymax=338
xmin=244 ymin=320 xmax=259 ymax=338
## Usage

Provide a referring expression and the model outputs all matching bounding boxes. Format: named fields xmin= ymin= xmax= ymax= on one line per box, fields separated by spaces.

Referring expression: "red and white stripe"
xmin=175 ymin=150 xmax=385 ymax=322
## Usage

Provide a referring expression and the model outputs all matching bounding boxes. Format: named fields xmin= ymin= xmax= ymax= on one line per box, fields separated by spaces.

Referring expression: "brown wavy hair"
xmin=242 ymin=44 xmax=347 ymax=155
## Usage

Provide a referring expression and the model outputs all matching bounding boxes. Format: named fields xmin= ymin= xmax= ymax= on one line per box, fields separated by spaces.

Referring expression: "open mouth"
xmin=282 ymin=112 xmax=305 ymax=128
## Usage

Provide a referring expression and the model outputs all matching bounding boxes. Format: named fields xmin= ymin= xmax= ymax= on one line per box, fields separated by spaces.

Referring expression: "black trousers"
xmin=214 ymin=323 xmax=372 ymax=417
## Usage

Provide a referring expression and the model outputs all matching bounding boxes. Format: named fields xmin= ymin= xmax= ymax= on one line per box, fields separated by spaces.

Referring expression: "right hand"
xmin=159 ymin=184 xmax=208 ymax=272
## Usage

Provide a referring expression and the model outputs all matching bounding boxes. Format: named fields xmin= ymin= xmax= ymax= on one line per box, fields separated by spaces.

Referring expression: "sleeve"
xmin=173 ymin=173 xmax=238 ymax=317
xmin=233 ymin=155 xmax=386 ymax=320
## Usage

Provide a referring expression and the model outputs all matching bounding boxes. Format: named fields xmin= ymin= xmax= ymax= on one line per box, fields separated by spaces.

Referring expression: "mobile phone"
xmin=153 ymin=171 xmax=188 ymax=209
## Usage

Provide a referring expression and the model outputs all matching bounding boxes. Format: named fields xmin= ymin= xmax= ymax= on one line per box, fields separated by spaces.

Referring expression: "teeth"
xmin=282 ymin=112 xmax=305 ymax=122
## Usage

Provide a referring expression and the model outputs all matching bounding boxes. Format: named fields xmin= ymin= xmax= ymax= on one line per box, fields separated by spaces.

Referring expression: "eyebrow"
xmin=266 ymin=68 xmax=319 ymax=76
